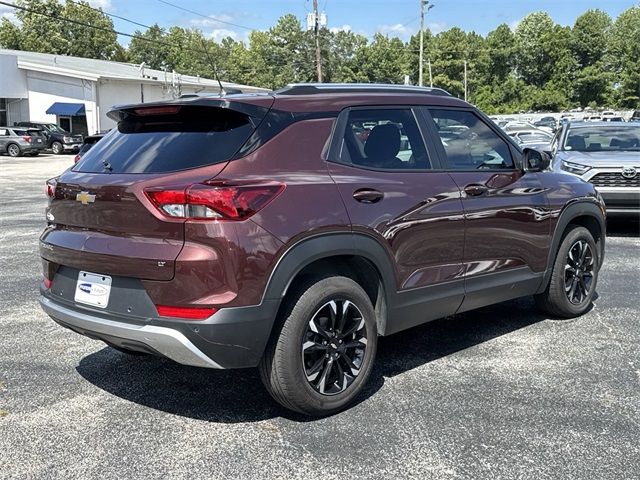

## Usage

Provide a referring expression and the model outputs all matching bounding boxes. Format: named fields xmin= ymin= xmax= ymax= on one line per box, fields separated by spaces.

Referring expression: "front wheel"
xmin=259 ymin=276 xmax=378 ymax=416
xmin=535 ymin=226 xmax=599 ymax=318
xmin=51 ymin=142 xmax=63 ymax=154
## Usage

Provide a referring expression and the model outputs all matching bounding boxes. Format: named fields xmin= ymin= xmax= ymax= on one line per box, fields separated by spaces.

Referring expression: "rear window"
xmin=75 ymin=106 xmax=254 ymax=173
xmin=13 ymin=129 xmax=28 ymax=136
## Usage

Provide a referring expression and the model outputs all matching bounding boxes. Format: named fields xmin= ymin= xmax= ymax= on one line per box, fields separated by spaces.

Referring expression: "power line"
xmin=0 ymin=1 xmax=212 ymax=58
xmin=154 ymin=0 xmax=254 ymax=31
xmin=0 ymin=1 xmax=305 ymax=72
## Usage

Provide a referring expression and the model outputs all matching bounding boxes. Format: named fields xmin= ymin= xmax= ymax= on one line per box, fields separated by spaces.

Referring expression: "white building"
xmin=0 ymin=48 xmax=267 ymax=135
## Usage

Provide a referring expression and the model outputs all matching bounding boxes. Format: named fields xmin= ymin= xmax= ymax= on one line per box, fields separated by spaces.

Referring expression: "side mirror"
xmin=522 ymin=147 xmax=551 ymax=172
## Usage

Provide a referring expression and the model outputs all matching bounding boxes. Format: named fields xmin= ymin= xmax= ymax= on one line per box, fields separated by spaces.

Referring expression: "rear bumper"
xmin=40 ymin=295 xmax=223 ymax=368
xmin=40 ymin=288 xmax=280 ymax=369
xmin=62 ymin=143 xmax=82 ymax=152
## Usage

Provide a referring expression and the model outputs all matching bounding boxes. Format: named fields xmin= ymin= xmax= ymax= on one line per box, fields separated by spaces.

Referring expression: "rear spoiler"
xmin=107 ymin=95 xmax=275 ymax=125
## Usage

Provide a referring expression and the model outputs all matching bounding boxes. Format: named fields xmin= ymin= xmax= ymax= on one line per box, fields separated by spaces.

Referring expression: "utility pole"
xmin=313 ymin=0 xmax=322 ymax=82
xmin=464 ymin=60 xmax=468 ymax=101
xmin=428 ymin=58 xmax=433 ymax=87
xmin=419 ymin=0 xmax=433 ymax=86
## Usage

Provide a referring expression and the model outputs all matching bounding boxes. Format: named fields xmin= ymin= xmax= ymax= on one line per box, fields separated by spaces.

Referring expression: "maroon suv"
xmin=40 ymin=84 xmax=606 ymax=416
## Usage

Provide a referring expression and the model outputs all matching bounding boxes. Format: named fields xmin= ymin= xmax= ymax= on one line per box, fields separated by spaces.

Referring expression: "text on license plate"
xmin=74 ymin=271 xmax=112 ymax=308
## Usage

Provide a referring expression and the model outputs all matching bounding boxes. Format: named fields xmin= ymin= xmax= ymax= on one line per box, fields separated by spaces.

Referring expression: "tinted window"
xmin=75 ymin=106 xmax=254 ymax=173
xmin=13 ymin=129 xmax=28 ymax=136
xmin=430 ymin=109 xmax=514 ymax=170
xmin=339 ymin=108 xmax=431 ymax=170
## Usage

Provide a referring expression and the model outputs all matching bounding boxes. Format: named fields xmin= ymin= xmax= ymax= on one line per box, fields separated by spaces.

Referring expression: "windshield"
xmin=563 ymin=126 xmax=640 ymax=152
xmin=43 ymin=124 xmax=67 ymax=133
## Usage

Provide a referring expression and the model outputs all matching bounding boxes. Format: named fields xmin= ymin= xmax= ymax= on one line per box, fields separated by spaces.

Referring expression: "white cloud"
xmin=377 ymin=23 xmax=415 ymax=40
xmin=208 ymin=28 xmax=238 ymax=42
xmin=191 ymin=14 xmax=235 ymax=28
xmin=0 ymin=4 xmax=17 ymax=22
xmin=87 ymin=0 xmax=114 ymax=11
xmin=330 ymin=24 xmax=352 ymax=34
xmin=428 ymin=22 xmax=447 ymax=34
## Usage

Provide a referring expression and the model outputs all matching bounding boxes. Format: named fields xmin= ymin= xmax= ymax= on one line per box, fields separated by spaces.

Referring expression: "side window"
xmin=0 ymin=129 xmax=7 ymax=136
xmin=339 ymin=108 xmax=431 ymax=170
xmin=429 ymin=109 xmax=515 ymax=170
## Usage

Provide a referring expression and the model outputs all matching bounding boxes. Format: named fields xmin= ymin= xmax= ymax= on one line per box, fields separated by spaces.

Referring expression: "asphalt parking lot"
xmin=0 ymin=153 xmax=638 ymax=479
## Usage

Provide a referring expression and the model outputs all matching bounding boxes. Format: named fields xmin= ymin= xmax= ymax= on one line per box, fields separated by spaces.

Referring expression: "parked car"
xmin=629 ymin=110 xmax=640 ymax=123
xmin=39 ymin=84 xmax=606 ymax=416
xmin=509 ymin=130 xmax=554 ymax=152
xmin=602 ymin=116 xmax=624 ymax=122
xmin=552 ymin=121 xmax=640 ymax=216
xmin=74 ymin=133 xmax=105 ymax=163
xmin=533 ymin=116 xmax=557 ymax=131
xmin=15 ymin=121 xmax=83 ymax=154
xmin=0 ymin=126 xmax=46 ymax=157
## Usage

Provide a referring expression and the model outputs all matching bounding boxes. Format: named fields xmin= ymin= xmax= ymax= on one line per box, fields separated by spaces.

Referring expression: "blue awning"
xmin=46 ymin=102 xmax=86 ymax=116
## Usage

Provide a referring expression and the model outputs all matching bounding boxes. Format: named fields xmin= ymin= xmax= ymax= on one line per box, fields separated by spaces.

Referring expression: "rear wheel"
xmin=7 ymin=143 xmax=21 ymax=157
xmin=259 ymin=276 xmax=377 ymax=416
xmin=51 ymin=141 xmax=63 ymax=154
xmin=535 ymin=226 xmax=599 ymax=318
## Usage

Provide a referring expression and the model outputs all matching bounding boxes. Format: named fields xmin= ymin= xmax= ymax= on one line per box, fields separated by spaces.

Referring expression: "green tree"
xmin=326 ymin=30 xmax=368 ymax=83
xmin=0 ymin=0 xmax=119 ymax=60
xmin=610 ymin=5 xmax=640 ymax=107
xmin=127 ymin=24 xmax=170 ymax=70
xmin=352 ymin=33 xmax=408 ymax=83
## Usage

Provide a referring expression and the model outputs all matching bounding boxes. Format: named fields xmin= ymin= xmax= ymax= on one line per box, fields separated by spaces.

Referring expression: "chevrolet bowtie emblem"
xmin=76 ymin=191 xmax=96 ymax=205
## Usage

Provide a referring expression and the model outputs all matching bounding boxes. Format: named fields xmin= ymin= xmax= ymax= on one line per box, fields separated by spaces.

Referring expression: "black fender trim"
xmin=536 ymin=200 xmax=606 ymax=294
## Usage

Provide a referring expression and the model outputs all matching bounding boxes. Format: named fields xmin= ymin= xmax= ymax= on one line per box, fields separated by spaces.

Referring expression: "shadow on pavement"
xmin=77 ymin=297 xmax=547 ymax=423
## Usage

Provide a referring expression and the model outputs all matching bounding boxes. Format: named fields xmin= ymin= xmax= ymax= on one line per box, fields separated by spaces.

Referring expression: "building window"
xmin=0 ymin=99 xmax=7 ymax=126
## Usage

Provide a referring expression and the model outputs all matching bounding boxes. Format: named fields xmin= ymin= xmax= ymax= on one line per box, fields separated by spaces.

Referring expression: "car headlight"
xmin=560 ymin=160 xmax=591 ymax=175
xmin=63 ymin=136 xmax=72 ymax=143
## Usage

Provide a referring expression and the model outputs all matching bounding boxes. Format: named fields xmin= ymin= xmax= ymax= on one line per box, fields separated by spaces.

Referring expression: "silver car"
xmin=0 ymin=126 xmax=46 ymax=157
xmin=552 ymin=122 xmax=640 ymax=216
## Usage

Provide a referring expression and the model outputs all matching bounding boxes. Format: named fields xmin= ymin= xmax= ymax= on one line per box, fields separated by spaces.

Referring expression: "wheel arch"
xmin=537 ymin=199 xmax=606 ymax=294
xmin=263 ymin=233 xmax=397 ymax=335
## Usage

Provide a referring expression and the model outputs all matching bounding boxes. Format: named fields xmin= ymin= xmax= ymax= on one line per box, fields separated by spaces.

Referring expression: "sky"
xmin=1 ymin=0 xmax=638 ymax=43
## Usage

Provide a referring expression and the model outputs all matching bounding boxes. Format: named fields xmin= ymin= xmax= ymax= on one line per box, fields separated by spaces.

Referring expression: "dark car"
xmin=551 ymin=121 xmax=640 ymax=216
xmin=15 ymin=121 xmax=83 ymax=154
xmin=0 ymin=126 xmax=46 ymax=157
xmin=39 ymin=84 xmax=606 ymax=416
xmin=74 ymin=133 xmax=105 ymax=163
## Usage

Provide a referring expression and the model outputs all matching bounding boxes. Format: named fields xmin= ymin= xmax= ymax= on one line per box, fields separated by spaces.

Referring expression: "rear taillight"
xmin=156 ymin=305 xmax=217 ymax=320
xmin=144 ymin=181 xmax=285 ymax=221
xmin=22 ymin=136 xmax=32 ymax=143
xmin=74 ymin=154 xmax=81 ymax=163
xmin=43 ymin=278 xmax=52 ymax=289
xmin=45 ymin=180 xmax=56 ymax=199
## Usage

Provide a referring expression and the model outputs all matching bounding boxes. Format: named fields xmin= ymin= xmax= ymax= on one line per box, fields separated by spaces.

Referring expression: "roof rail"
xmin=275 ymin=83 xmax=452 ymax=97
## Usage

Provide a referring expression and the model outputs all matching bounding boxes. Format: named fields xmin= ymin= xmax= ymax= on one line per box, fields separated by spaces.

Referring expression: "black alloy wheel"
xmin=565 ymin=240 xmax=595 ymax=305
xmin=302 ymin=299 xmax=368 ymax=396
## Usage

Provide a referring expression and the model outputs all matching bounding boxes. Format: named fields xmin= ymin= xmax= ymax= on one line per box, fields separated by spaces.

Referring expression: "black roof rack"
xmin=275 ymin=83 xmax=452 ymax=97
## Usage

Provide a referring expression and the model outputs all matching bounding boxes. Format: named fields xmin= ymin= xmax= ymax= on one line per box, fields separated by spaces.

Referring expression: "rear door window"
xmin=338 ymin=108 xmax=431 ymax=170
xmin=75 ymin=106 xmax=255 ymax=174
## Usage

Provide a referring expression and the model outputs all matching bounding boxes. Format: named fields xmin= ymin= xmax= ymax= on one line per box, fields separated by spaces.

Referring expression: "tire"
xmin=7 ymin=143 xmax=21 ymax=157
xmin=259 ymin=276 xmax=378 ymax=416
xmin=535 ymin=226 xmax=599 ymax=318
xmin=51 ymin=142 xmax=63 ymax=155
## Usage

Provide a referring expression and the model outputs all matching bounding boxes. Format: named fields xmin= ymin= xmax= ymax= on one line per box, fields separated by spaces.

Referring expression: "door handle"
xmin=353 ymin=188 xmax=384 ymax=204
xmin=464 ymin=184 xmax=489 ymax=196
